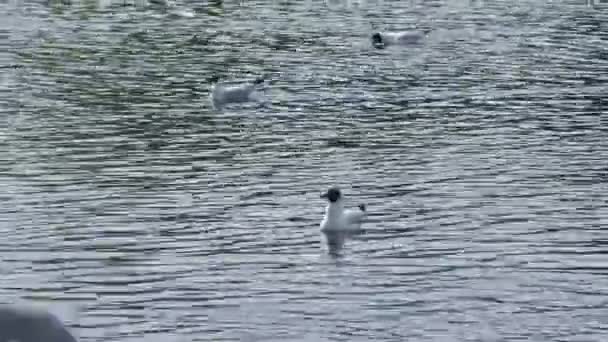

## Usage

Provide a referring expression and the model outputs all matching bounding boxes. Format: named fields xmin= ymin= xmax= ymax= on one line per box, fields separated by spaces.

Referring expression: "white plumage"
xmin=209 ymin=77 xmax=265 ymax=110
xmin=371 ymin=30 xmax=428 ymax=49
xmin=320 ymin=187 xmax=366 ymax=232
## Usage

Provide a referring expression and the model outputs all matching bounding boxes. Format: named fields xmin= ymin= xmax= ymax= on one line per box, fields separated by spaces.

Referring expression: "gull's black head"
xmin=253 ymin=77 xmax=265 ymax=85
xmin=320 ymin=187 xmax=342 ymax=203
xmin=371 ymin=32 xmax=383 ymax=48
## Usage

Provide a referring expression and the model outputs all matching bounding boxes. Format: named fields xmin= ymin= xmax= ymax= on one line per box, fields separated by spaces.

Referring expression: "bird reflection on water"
xmin=323 ymin=229 xmax=364 ymax=257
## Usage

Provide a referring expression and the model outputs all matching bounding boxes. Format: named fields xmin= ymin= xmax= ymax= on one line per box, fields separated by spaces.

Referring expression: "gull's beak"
xmin=320 ymin=192 xmax=328 ymax=199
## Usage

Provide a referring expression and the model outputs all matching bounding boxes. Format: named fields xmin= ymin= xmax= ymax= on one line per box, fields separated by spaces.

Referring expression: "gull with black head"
xmin=320 ymin=187 xmax=366 ymax=232
xmin=371 ymin=30 xmax=429 ymax=49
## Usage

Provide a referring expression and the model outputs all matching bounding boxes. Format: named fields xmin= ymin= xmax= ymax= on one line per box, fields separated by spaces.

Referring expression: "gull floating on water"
xmin=371 ymin=30 xmax=428 ymax=49
xmin=0 ymin=304 xmax=78 ymax=342
xmin=209 ymin=76 xmax=265 ymax=110
xmin=320 ymin=187 xmax=367 ymax=232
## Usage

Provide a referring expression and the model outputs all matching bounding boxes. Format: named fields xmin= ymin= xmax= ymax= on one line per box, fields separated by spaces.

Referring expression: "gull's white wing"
xmin=396 ymin=31 xmax=424 ymax=44
xmin=221 ymin=85 xmax=253 ymax=103
xmin=247 ymin=90 xmax=264 ymax=102
xmin=344 ymin=208 xmax=365 ymax=224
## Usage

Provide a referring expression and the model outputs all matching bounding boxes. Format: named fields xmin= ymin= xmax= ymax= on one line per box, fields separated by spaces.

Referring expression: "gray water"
xmin=2 ymin=0 xmax=608 ymax=341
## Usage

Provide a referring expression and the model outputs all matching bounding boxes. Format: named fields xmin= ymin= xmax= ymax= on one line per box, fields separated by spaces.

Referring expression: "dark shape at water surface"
xmin=324 ymin=230 xmax=347 ymax=256
xmin=323 ymin=229 xmax=364 ymax=256
xmin=0 ymin=305 xmax=78 ymax=342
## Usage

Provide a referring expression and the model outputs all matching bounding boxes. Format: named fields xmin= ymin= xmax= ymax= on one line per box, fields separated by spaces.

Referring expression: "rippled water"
xmin=2 ymin=0 xmax=608 ymax=341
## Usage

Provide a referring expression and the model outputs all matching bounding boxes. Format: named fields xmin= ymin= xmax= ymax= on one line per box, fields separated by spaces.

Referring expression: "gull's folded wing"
xmin=344 ymin=208 xmax=365 ymax=224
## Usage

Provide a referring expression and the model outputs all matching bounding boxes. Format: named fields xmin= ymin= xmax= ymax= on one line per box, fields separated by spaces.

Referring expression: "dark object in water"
xmin=0 ymin=305 xmax=78 ymax=342
xmin=371 ymin=32 xmax=383 ymax=48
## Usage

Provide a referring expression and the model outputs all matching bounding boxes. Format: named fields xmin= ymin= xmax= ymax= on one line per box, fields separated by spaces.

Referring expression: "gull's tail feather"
xmin=209 ymin=75 xmax=221 ymax=84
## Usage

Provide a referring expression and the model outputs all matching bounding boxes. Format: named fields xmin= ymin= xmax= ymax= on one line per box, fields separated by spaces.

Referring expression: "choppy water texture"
xmin=2 ymin=0 xmax=608 ymax=341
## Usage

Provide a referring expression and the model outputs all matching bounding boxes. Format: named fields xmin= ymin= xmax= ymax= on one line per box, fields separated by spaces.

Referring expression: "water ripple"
xmin=2 ymin=0 xmax=608 ymax=341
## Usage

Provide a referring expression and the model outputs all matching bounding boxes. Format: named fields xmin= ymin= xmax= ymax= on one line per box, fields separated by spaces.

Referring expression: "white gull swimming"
xmin=320 ymin=187 xmax=367 ymax=232
xmin=209 ymin=76 xmax=265 ymax=110
xmin=371 ymin=30 xmax=428 ymax=49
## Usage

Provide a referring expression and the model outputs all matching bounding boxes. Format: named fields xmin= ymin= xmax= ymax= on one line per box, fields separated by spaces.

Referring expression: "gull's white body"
xmin=381 ymin=31 xmax=425 ymax=45
xmin=209 ymin=80 xmax=263 ymax=110
xmin=320 ymin=200 xmax=366 ymax=232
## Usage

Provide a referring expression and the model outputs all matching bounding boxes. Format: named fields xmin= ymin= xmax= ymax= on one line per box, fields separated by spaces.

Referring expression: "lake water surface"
xmin=1 ymin=0 xmax=607 ymax=341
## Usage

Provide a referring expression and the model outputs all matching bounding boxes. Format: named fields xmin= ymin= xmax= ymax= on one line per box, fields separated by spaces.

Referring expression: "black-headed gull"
xmin=371 ymin=30 xmax=427 ymax=49
xmin=209 ymin=76 xmax=265 ymax=110
xmin=320 ymin=187 xmax=367 ymax=232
